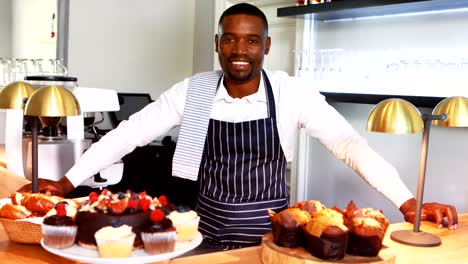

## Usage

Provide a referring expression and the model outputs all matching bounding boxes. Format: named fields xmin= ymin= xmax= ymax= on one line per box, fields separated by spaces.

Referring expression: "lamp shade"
xmin=432 ymin=96 xmax=468 ymax=127
xmin=24 ymin=85 xmax=81 ymax=117
xmin=0 ymin=81 xmax=37 ymax=110
xmin=367 ymin=98 xmax=424 ymax=134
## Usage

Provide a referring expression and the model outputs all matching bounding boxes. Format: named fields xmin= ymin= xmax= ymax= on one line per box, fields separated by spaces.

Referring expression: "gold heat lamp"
xmin=367 ymin=96 xmax=468 ymax=247
xmin=432 ymin=96 xmax=468 ymax=127
xmin=0 ymin=82 xmax=37 ymax=173
xmin=24 ymin=85 xmax=80 ymax=193
xmin=0 ymin=81 xmax=37 ymax=110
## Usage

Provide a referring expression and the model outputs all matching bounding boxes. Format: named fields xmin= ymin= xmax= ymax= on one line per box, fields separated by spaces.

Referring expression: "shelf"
xmin=322 ymin=92 xmax=443 ymax=108
xmin=277 ymin=0 xmax=468 ymax=21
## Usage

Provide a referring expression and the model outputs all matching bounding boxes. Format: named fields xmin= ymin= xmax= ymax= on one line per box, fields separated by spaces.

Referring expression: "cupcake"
xmin=94 ymin=224 xmax=136 ymax=258
xmin=268 ymin=208 xmax=311 ymax=248
xmin=141 ymin=208 xmax=177 ymax=254
xmin=42 ymin=201 xmax=78 ymax=249
xmin=343 ymin=201 xmax=390 ymax=257
xmin=167 ymin=206 xmax=200 ymax=242
xmin=302 ymin=208 xmax=349 ymax=261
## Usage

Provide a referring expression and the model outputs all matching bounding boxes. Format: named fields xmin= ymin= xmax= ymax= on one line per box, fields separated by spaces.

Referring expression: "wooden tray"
xmin=260 ymin=233 xmax=395 ymax=264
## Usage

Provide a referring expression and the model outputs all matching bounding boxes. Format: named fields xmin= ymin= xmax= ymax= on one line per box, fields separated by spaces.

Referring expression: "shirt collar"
xmin=214 ymin=74 xmax=267 ymax=103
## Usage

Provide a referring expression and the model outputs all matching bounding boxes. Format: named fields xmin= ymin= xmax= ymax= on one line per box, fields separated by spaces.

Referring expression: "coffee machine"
xmin=21 ymin=86 xmax=122 ymax=188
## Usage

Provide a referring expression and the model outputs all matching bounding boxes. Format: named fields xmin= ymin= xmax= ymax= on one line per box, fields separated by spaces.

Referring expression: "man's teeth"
xmin=232 ymin=61 xmax=248 ymax=65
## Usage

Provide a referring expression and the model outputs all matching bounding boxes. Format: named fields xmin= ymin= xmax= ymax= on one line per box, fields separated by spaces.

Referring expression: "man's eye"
xmin=222 ymin=38 xmax=233 ymax=43
xmin=249 ymin=39 xmax=259 ymax=44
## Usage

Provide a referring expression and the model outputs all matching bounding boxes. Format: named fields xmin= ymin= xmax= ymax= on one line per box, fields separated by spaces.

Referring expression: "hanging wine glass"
xmin=11 ymin=58 xmax=29 ymax=82
xmin=0 ymin=58 xmax=12 ymax=87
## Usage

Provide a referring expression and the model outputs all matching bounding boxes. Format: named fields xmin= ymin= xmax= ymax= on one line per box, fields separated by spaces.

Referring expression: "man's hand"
xmin=399 ymin=198 xmax=458 ymax=230
xmin=16 ymin=176 xmax=75 ymax=197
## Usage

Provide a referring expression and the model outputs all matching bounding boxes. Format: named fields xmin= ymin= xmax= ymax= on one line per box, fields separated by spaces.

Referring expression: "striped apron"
xmin=196 ymin=71 xmax=289 ymax=247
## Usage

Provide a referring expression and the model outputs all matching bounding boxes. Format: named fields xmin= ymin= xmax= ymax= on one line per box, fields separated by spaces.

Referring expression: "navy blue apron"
xmin=196 ymin=70 xmax=289 ymax=248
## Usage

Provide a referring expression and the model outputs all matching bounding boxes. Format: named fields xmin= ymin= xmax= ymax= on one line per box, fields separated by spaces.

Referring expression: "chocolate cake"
xmin=74 ymin=189 xmax=166 ymax=249
xmin=75 ymin=210 xmax=151 ymax=249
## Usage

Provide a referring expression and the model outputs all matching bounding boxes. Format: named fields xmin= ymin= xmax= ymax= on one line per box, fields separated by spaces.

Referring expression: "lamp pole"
xmin=31 ymin=116 xmax=39 ymax=193
xmin=391 ymin=113 xmax=446 ymax=247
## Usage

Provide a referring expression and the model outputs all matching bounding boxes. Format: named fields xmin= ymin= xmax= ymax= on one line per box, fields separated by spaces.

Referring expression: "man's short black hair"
xmin=218 ymin=3 xmax=269 ymax=35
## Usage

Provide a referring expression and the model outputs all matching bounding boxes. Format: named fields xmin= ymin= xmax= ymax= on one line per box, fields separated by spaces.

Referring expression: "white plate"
xmin=41 ymin=232 xmax=203 ymax=264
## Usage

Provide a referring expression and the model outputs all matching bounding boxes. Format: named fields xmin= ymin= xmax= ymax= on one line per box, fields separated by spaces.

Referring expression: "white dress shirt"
xmin=66 ymin=70 xmax=413 ymax=208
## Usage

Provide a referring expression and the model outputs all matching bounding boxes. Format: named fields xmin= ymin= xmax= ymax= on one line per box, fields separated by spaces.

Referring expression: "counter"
xmin=1 ymin=213 xmax=467 ymax=263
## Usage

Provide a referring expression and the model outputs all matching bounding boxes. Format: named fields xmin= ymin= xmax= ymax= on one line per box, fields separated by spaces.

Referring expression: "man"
xmin=19 ymin=3 xmax=457 ymax=249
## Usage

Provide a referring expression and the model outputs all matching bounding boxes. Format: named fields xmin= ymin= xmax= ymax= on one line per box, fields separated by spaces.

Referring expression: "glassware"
xmin=11 ymin=58 xmax=29 ymax=82
xmin=28 ymin=59 xmax=44 ymax=76
xmin=0 ymin=58 xmax=12 ymax=87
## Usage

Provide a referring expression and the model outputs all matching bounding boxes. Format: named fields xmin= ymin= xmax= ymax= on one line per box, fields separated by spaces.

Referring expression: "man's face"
xmin=215 ymin=14 xmax=271 ymax=83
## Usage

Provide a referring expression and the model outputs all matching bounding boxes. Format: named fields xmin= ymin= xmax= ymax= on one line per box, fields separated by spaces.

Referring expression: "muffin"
xmin=344 ymin=201 xmax=390 ymax=256
xmin=268 ymin=208 xmax=311 ymax=248
xmin=141 ymin=208 xmax=177 ymax=254
xmin=167 ymin=206 xmax=199 ymax=242
xmin=94 ymin=224 xmax=136 ymax=258
xmin=41 ymin=201 xmax=78 ymax=249
xmin=302 ymin=208 xmax=348 ymax=261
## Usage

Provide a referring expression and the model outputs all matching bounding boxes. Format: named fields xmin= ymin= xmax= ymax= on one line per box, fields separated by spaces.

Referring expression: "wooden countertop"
xmin=1 ymin=214 xmax=467 ymax=264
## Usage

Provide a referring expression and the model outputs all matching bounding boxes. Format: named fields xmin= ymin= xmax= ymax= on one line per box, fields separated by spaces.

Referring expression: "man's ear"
xmin=264 ymin=36 xmax=271 ymax=55
xmin=215 ymin=34 xmax=219 ymax=53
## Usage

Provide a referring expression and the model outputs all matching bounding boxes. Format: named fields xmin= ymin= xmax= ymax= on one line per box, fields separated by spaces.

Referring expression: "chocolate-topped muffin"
xmin=141 ymin=208 xmax=177 ymax=254
xmin=42 ymin=201 xmax=78 ymax=249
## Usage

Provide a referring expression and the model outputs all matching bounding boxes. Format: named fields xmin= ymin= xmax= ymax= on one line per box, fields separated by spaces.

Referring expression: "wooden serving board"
xmin=260 ymin=233 xmax=395 ymax=264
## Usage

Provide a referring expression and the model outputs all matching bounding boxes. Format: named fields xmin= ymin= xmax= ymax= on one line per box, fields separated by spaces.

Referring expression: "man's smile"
xmin=230 ymin=60 xmax=250 ymax=70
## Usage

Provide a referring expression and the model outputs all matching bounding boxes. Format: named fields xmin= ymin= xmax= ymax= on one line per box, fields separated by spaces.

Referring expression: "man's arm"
xmin=18 ymin=79 xmax=189 ymax=194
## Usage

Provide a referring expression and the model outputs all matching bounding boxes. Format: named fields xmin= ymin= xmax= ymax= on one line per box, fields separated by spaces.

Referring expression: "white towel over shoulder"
xmin=172 ymin=70 xmax=222 ymax=181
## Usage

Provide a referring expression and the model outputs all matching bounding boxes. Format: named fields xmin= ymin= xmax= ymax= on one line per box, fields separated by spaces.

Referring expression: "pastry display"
xmin=94 ymin=224 xmax=136 ymax=258
xmin=0 ymin=192 xmax=81 ymax=244
xmin=41 ymin=201 xmax=78 ymax=249
xmin=268 ymin=207 xmax=311 ymax=248
xmin=1 ymin=189 xmax=200 ymax=258
xmin=267 ymin=199 xmax=390 ymax=261
xmin=75 ymin=189 xmax=165 ymax=249
xmin=141 ymin=208 xmax=177 ymax=254
xmin=167 ymin=205 xmax=200 ymax=242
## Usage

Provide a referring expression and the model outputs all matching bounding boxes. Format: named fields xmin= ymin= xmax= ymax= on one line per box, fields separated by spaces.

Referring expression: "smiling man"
xmin=20 ymin=3 xmax=457 ymax=251
xmin=215 ymin=10 xmax=270 ymax=98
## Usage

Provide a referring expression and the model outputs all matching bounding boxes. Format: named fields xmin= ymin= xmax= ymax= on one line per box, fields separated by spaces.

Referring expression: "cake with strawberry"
xmin=42 ymin=201 xmax=78 ymax=249
xmin=74 ymin=189 xmax=168 ymax=249
xmin=141 ymin=208 xmax=177 ymax=254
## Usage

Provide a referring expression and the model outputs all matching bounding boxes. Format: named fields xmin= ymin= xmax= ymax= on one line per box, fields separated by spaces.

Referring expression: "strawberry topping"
xmin=139 ymin=198 xmax=151 ymax=212
xmin=158 ymin=195 xmax=168 ymax=207
xmin=127 ymin=198 xmax=139 ymax=210
xmin=150 ymin=208 xmax=165 ymax=222
xmin=56 ymin=203 xmax=67 ymax=217
xmin=89 ymin=192 xmax=99 ymax=203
